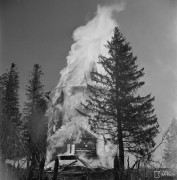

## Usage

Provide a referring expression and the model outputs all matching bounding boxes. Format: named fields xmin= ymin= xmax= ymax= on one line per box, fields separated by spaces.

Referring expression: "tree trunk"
xmin=52 ymin=157 xmax=59 ymax=180
xmin=38 ymin=156 xmax=45 ymax=180
xmin=115 ymin=59 xmax=125 ymax=179
xmin=28 ymin=153 xmax=36 ymax=180
xmin=114 ymin=154 xmax=119 ymax=180
xmin=127 ymin=156 xmax=130 ymax=169
xmin=117 ymin=114 xmax=124 ymax=170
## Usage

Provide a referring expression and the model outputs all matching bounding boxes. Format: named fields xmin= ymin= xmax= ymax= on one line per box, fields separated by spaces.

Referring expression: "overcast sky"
xmin=1 ymin=0 xmax=177 ymax=131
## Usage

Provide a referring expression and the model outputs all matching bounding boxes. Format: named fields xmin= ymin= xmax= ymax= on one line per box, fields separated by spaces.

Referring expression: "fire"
xmin=46 ymin=4 xmax=124 ymax=168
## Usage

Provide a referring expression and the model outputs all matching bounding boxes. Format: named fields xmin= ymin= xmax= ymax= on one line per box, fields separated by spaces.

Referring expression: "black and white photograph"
xmin=1 ymin=0 xmax=177 ymax=179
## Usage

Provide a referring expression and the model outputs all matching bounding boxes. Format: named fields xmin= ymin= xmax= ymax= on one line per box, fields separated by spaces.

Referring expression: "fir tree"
xmin=80 ymin=27 xmax=159 ymax=177
xmin=0 ymin=63 xmax=22 ymax=160
xmin=163 ymin=118 xmax=177 ymax=170
xmin=23 ymin=64 xmax=48 ymax=179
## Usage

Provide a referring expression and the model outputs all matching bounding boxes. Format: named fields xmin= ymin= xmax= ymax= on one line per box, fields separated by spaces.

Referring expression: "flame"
xmin=47 ymin=4 xmax=124 ymax=167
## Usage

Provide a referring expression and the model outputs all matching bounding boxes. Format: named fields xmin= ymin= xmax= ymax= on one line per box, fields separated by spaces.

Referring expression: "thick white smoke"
xmin=51 ymin=4 xmax=124 ymax=104
xmin=47 ymin=4 xmax=124 ymax=167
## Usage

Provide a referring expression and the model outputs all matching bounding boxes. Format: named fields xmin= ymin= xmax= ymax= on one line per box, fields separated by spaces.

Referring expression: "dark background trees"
xmin=23 ymin=64 xmax=48 ymax=179
xmin=0 ymin=63 xmax=23 ymax=162
xmin=0 ymin=63 xmax=26 ymax=180
xmin=80 ymin=27 xmax=159 ymax=178
xmin=0 ymin=63 xmax=48 ymax=179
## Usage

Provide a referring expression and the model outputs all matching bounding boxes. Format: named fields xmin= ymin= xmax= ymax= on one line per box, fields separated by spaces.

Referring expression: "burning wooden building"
xmin=71 ymin=127 xmax=97 ymax=157
xmin=45 ymin=155 xmax=114 ymax=180
xmin=52 ymin=126 xmax=97 ymax=159
xmin=46 ymin=83 xmax=116 ymax=168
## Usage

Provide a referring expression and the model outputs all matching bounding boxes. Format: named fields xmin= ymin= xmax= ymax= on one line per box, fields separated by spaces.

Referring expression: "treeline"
xmin=1 ymin=26 xmax=175 ymax=180
xmin=0 ymin=63 xmax=48 ymax=180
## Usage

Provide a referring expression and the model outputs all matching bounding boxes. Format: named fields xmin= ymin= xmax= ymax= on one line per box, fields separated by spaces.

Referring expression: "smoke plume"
xmin=47 ymin=4 xmax=124 ymax=167
xmin=51 ymin=4 xmax=124 ymax=104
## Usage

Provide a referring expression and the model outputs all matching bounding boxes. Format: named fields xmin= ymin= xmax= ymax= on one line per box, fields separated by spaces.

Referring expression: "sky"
xmin=1 ymin=0 xmax=177 ymax=132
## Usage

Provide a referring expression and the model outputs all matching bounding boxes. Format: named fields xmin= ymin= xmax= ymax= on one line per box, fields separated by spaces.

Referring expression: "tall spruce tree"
xmin=23 ymin=64 xmax=48 ymax=179
xmin=163 ymin=118 xmax=177 ymax=170
xmin=81 ymin=27 xmax=159 ymax=177
xmin=0 ymin=63 xmax=22 ymax=161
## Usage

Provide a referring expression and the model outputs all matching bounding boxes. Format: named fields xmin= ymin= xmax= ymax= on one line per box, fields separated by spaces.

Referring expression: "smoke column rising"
xmin=47 ymin=4 xmax=125 ymax=167
xmin=51 ymin=4 xmax=125 ymax=104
